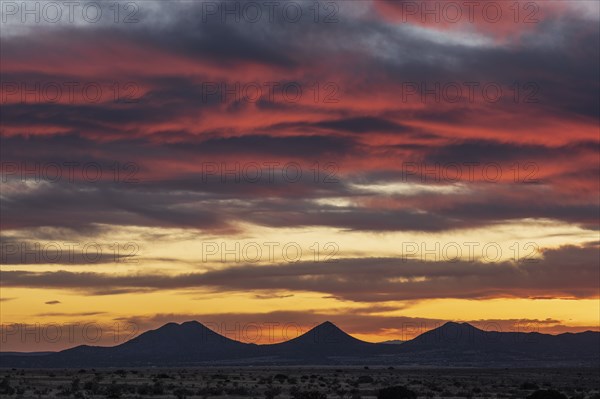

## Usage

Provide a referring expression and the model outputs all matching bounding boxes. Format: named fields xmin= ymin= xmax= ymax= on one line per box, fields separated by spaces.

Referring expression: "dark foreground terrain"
xmin=0 ymin=367 xmax=598 ymax=399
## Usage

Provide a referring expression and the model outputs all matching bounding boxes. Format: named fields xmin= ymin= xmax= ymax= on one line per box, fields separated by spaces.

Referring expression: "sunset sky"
xmin=0 ymin=0 xmax=599 ymax=351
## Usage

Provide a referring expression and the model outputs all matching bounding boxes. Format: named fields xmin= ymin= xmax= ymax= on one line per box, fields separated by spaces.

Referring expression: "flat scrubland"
xmin=0 ymin=367 xmax=598 ymax=399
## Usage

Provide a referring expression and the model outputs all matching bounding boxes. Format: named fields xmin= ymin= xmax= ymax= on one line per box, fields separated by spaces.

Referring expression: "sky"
xmin=0 ymin=0 xmax=599 ymax=351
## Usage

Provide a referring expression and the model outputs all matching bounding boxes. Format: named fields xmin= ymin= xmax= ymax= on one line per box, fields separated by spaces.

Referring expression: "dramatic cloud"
xmin=1 ymin=0 xmax=598 ymax=345
xmin=2 ymin=244 xmax=597 ymax=301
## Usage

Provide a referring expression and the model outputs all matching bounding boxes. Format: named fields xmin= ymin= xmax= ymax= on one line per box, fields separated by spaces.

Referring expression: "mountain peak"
xmin=310 ymin=321 xmax=350 ymax=337
xmin=121 ymin=320 xmax=247 ymax=352
xmin=180 ymin=320 xmax=203 ymax=327
xmin=268 ymin=320 xmax=373 ymax=357
xmin=287 ymin=321 xmax=369 ymax=347
xmin=316 ymin=321 xmax=337 ymax=329
xmin=440 ymin=321 xmax=478 ymax=330
xmin=403 ymin=321 xmax=492 ymax=348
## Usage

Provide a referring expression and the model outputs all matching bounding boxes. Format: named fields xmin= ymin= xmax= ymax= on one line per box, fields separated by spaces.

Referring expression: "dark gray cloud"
xmin=34 ymin=311 xmax=106 ymax=317
xmin=425 ymin=140 xmax=599 ymax=165
xmin=2 ymin=132 xmax=598 ymax=234
xmin=268 ymin=117 xmax=414 ymax=135
xmin=2 ymin=244 xmax=597 ymax=301
xmin=0 ymin=3 xmax=598 ymax=241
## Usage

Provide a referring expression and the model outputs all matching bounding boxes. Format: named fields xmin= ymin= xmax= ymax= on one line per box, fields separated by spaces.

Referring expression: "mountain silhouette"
xmin=118 ymin=321 xmax=248 ymax=354
xmin=106 ymin=320 xmax=255 ymax=363
xmin=275 ymin=321 xmax=369 ymax=348
xmin=1 ymin=320 xmax=597 ymax=367
xmin=399 ymin=322 xmax=600 ymax=365
xmin=2 ymin=321 xmax=258 ymax=368
xmin=264 ymin=321 xmax=384 ymax=362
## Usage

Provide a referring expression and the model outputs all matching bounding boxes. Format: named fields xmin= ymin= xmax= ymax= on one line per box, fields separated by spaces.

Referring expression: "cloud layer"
xmin=1 ymin=1 xmax=598 ymax=346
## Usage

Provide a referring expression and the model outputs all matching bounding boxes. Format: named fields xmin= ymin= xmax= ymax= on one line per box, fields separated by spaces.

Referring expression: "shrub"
xmin=291 ymin=389 xmax=328 ymax=399
xmin=173 ymin=387 xmax=194 ymax=399
xmin=83 ymin=379 xmax=100 ymax=394
xmin=521 ymin=382 xmax=540 ymax=390
xmin=265 ymin=385 xmax=282 ymax=399
xmin=378 ymin=385 xmax=417 ymax=399
xmin=526 ymin=390 xmax=567 ymax=399
xmin=196 ymin=386 xmax=223 ymax=396
xmin=71 ymin=377 xmax=81 ymax=392
xmin=356 ymin=376 xmax=374 ymax=384
xmin=0 ymin=377 xmax=15 ymax=395
xmin=136 ymin=384 xmax=151 ymax=395
xmin=104 ymin=382 xmax=123 ymax=399
xmin=152 ymin=381 xmax=165 ymax=395
xmin=225 ymin=386 xmax=251 ymax=396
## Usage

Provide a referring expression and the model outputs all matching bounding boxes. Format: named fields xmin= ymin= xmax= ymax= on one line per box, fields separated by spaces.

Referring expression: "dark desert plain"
xmin=1 ymin=367 xmax=599 ymax=399
xmin=1 ymin=0 xmax=599 ymax=398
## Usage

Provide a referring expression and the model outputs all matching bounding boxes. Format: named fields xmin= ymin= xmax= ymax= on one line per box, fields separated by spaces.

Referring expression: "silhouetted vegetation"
xmin=378 ymin=385 xmax=417 ymax=399
xmin=357 ymin=375 xmax=374 ymax=384
xmin=0 ymin=376 xmax=15 ymax=395
xmin=522 ymin=381 xmax=541 ymax=390
xmin=0 ymin=367 xmax=597 ymax=398
xmin=527 ymin=389 xmax=568 ymax=399
xmin=291 ymin=388 xmax=328 ymax=399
